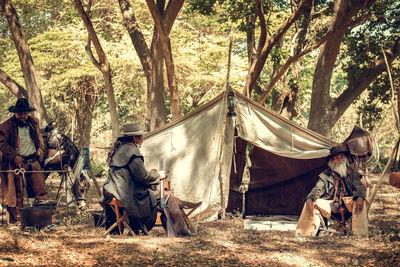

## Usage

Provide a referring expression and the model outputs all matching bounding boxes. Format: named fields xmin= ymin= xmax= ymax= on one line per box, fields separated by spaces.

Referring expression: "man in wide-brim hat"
xmin=295 ymin=143 xmax=369 ymax=237
xmin=0 ymin=98 xmax=49 ymax=227
xmin=100 ymin=122 xmax=201 ymax=236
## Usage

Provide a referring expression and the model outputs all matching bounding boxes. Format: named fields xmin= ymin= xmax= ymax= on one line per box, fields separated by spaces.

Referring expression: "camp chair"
xmin=155 ymin=181 xmax=202 ymax=234
xmin=104 ymin=198 xmax=135 ymax=236
xmin=180 ymin=201 xmax=202 ymax=233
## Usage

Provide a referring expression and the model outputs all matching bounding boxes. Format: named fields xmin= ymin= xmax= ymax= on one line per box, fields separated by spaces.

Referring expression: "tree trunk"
xmin=74 ymin=76 xmax=98 ymax=149
xmin=119 ymin=0 xmax=184 ymax=131
xmin=1 ymin=0 xmax=49 ymax=126
xmin=73 ymin=0 xmax=120 ymax=141
xmin=308 ymin=0 xmax=377 ymax=136
xmin=147 ymin=36 xmax=167 ymax=130
xmin=145 ymin=0 xmax=182 ymax=121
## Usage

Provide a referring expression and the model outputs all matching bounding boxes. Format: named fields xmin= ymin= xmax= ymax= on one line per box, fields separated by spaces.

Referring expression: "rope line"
xmin=0 ymin=169 xmax=69 ymax=173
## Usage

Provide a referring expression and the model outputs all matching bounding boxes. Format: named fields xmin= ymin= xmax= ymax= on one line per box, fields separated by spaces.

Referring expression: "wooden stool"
xmin=180 ymin=202 xmax=202 ymax=233
xmin=104 ymin=198 xmax=135 ymax=235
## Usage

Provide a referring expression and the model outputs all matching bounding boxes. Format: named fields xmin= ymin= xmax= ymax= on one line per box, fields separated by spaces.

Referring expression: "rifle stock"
xmin=159 ymin=158 xmax=176 ymax=237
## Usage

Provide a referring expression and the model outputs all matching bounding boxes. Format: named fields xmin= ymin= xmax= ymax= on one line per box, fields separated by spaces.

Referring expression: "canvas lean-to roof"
xmin=142 ymin=89 xmax=336 ymax=221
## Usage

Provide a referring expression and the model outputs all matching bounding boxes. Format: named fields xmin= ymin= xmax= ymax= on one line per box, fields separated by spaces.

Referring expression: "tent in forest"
xmin=141 ymin=89 xmax=336 ymax=221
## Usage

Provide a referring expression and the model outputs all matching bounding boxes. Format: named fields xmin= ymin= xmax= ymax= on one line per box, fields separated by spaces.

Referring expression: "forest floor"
xmin=0 ymin=174 xmax=399 ymax=267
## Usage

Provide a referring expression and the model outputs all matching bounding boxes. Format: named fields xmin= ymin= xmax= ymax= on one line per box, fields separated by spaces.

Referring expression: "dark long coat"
xmin=307 ymin=168 xmax=366 ymax=202
xmin=102 ymin=143 xmax=160 ymax=219
xmin=0 ymin=115 xmax=45 ymax=206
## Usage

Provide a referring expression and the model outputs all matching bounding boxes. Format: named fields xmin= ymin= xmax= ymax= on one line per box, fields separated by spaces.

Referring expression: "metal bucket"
xmin=20 ymin=206 xmax=53 ymax=227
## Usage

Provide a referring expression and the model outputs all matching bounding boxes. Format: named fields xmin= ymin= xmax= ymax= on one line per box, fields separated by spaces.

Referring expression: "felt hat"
xmin=121 ymin=123 xmax=147 ymax=136
xmin=9 ymin=98 xmax=36 ymax=113
xmin=326 ymin=144 xmax=349 ymax=161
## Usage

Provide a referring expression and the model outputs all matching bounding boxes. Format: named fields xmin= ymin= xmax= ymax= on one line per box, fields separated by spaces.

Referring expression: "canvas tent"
xmin=142 ymin=89 xmax=336 ymax=221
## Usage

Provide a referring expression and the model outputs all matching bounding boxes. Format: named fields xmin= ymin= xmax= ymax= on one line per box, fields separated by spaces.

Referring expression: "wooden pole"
xmin=217 ymin=34 xmax=233 ymax=219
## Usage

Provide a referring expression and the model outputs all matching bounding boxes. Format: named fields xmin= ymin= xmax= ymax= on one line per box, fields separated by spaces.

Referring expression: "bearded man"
xmin=295 ymin=144 xmax=368 ymax=237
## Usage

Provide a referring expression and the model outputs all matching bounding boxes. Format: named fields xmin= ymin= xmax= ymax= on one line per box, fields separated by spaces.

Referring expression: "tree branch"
xmin=0 ymin=68 xmax=28 ymax=98
xmin=85 ymin=36 xmax=102 ymax=70
xmin=258 ymin=12 xmax=371 ymax=104
xmin=335 ymin=37 xmax=400 ymax=120
xmin=243 ymin=0 xmax=313 ymax=96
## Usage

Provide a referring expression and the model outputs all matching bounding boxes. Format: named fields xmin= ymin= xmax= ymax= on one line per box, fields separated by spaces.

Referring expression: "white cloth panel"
xmin=234 ymin=96 xmax=334 ymax=159
xmin=142 ymin=98 xmax=232 ymax=220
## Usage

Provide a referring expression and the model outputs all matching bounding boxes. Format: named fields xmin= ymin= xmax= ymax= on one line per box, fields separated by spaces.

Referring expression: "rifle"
xmin=159 ymin=158 xmax=176 ymax=237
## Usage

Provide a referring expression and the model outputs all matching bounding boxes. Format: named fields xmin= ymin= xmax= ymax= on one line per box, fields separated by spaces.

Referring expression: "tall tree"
xmin=118 ymin=0 xmax=184 ymax=131
xmin=73 ymin=0 xmax=120 ymax=140
xmin=0 ymin=0 xmax=49 ymax=125
xmin=307 ymin=0 xmax=400 ymax=136
xmin=145 ymin=0 xmax=181 ymax=121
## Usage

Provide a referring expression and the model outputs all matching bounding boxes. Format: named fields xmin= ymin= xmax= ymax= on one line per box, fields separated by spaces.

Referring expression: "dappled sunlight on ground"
xmin=0 ymin=174 xmax=399 ymax=266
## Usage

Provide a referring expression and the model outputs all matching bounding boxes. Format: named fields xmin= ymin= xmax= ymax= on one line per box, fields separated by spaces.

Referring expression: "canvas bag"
xmin=389 ymin=138 xmax=400 ymax=189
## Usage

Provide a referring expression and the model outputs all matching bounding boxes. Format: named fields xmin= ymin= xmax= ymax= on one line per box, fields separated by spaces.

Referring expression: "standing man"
xmin=0 ymin=98 xmax=49 ymax=225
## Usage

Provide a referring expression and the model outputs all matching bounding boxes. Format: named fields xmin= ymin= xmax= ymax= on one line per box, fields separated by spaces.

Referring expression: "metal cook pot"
xmin=19 ymin=206 xmax=54 ymax=227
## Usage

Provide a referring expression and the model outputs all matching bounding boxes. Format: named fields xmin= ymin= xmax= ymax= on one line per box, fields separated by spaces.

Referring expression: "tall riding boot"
xmin=7 ymin=206 xmax=18 ymax=224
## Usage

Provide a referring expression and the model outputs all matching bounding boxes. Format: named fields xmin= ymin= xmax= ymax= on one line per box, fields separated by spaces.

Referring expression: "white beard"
xmin=329 ymin=158 xmax=348 ymax=177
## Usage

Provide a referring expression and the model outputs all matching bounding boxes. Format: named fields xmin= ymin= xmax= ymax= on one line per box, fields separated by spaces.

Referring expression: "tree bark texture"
xmin=1 ymin=0 xmax=49 ymax=126
xmin=73 ymin=0 xmax=120 ymax=141
xmin=146 ymin=0 xmax=182 ymax=120
xmin=307 ymin=0 xmax=378 ymax=136
xmin=74 ymin=76 xmax=97 ymax=149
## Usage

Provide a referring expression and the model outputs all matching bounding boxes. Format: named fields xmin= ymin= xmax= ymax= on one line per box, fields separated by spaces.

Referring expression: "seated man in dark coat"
xmin=101 ymin=123 xmax=200 ymax=236
xmin=295 ymin=144 xmax=368 ymax=237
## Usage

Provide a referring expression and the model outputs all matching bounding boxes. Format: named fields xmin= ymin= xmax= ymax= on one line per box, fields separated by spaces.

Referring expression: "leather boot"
xmin=6 ymin=206 xmax=18 ymax=224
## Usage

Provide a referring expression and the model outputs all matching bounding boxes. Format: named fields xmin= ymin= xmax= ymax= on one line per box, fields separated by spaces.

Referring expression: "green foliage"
xmin=0 ymin=0 xmax=399 ymax=162
xmin=90 ymin=158 xmax=107 ymax=177
xmin=0 ymin=0 xmax=77 ymax=39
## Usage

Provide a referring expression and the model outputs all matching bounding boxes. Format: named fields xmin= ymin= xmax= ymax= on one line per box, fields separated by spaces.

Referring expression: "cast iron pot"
xmin=19 ymin=206 xmax=53 ymax=227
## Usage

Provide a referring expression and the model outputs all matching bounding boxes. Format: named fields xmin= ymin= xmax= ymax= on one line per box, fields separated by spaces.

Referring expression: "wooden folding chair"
xmin=104 ymin=198 xmax=135 ymax=236
xmin=180 ymin=202 xmax=201 ymax=233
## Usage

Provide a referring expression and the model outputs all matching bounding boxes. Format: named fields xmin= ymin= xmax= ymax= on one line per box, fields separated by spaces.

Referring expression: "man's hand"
xmin=37 ymin=149 xmax=44 ymax=162
xmin=158 ymin=170 xmax=167 ymax=180
xmin=306 ymin=198 xmax=315 ymax=212
xmin=355 ymin=197 xmax=364 ymax=211
xmin=14 ymin=155 xmax=23 ymax=166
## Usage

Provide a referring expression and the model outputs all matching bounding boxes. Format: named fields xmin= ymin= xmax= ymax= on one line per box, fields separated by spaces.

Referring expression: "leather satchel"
xmin=389 ymin=138 xmax=400 ymax=189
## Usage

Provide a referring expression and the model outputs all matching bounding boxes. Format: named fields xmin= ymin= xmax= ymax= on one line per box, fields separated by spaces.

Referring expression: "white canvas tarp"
xmin=142 ymin=90 xmax=335 ymax=220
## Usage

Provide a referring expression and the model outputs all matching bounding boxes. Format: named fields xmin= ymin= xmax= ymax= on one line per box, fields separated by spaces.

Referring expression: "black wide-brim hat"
xmin=8 ymin=98 xmax=36 ymax=113
xmin=326 ymin=144 xmax=349 ymax=161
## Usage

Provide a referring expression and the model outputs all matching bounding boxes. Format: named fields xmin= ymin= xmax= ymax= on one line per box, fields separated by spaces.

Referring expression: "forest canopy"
xmin=0 ymin=0 xmax=399 ymax=164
